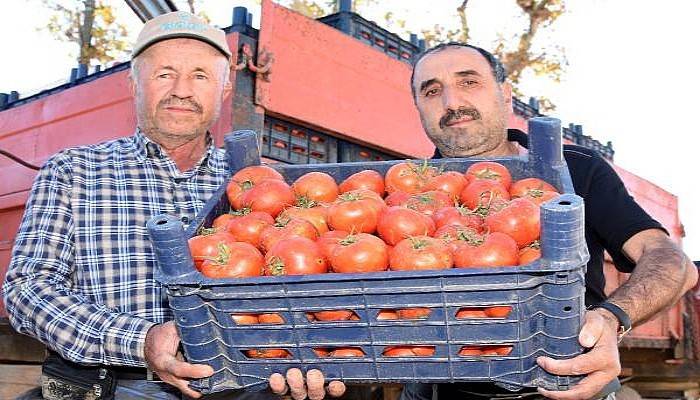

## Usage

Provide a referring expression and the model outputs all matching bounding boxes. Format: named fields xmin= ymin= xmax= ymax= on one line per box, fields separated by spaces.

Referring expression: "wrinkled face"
xmin=131 ymin=38 xmax=231 ymax=144
xmin=412 ymin=47 xmax=513 ymax=157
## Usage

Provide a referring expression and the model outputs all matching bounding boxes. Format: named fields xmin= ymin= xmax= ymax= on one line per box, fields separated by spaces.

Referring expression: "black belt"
xmin=111 ymin=366 xmax=159 ymax=381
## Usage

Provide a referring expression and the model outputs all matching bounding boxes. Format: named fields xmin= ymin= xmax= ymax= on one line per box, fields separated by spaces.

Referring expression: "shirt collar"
xmin=133 ymin=129 xmax=218 ymax=171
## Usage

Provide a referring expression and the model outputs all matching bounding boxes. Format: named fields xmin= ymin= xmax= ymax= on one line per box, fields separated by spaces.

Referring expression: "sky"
xmin=1 ymin=0 xmax=699 ymax=259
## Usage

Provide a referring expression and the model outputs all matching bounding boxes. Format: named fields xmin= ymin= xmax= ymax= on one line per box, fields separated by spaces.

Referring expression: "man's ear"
xmin=222 ymin=78 xmax=233 ymax=100
xmin=501 ymin=82 xmax=513 ymax=111
xmin=129 ymin=75 xmax=137 ymax=98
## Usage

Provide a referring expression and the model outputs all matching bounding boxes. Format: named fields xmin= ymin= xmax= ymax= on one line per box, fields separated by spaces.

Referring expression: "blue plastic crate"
xmin=147 ymin=117 xmax=588 ymax=394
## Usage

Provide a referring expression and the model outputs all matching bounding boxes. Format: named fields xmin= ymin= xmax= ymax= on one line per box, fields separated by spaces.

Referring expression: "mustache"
xmin=159 ymin=97 xmax=203 ymax=113
xmin=439 ymin=107 xmax=481 ymax=129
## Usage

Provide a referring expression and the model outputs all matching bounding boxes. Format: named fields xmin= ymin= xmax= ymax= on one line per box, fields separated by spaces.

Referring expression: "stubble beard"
xmin=137 ymin=96 xmax=221 ymax=148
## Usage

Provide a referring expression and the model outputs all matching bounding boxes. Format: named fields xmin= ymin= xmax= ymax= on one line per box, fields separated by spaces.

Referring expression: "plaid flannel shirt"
xmin=2 ymin=130 xmax=228 ymax=367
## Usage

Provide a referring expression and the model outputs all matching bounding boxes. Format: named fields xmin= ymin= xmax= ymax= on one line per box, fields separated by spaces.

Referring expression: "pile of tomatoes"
xmin=188 ymin=160 xmax=558 ymax=358
xmin=188 ymin=160 xmax=559 ymax=280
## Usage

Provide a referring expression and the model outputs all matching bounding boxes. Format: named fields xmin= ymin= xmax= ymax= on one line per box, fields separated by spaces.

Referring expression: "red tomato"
xmin=377 ymin=207 xmax=436 ymax=246
xmin=465 ymin=161 xmax=512 ymax=189
xmin=484 ymin=197 xmax=540 ymax=247
xmin=458 ymin=346 xmax=483 ymax=356
xmin=397 ymin=308 xmax=431 ymax=319
xmin=212 ymin=213 xmax=237 ymax=232
xmin=509 ymin=177 xmax=558 ymax=198
xmin=279 ymin=204 xmax=329 ymax=235
xmin=244 ymin=349 xmax=290 ymax=358
xmin=226 ymin=180 xmax=248 ymax=210
xmin=316 ymin=230 xmax=349 ymax=262
xmin=313 ymin=310 xmax=355 ymax=321
xmin=456 ymin=308 xmax=488 ymax=319
xmin=188 ymin=231 xmax=237 ymax=270
xmin=453 ymin=232 xmax=518 ymax=268
xmin=257 ymin=313 xmax=284 ymax=324
xmin=231 ymin=313 xmax=259 ymax=325
xmin=484 ymin=306 xmax=512 ymax=318
xmin=390 ymin=236 xmax=453 ymax=271
xmin=227 ymin=166 xmax=284 ymax=209
xmin=383 ymin=346 xmax=434 ymax=357
xmin=313 ymin=348 xmax=330 ymax=357
xmin=330 ymin=233 xmax=389 ymax=273
xmin=377 ymin=310 xmax=399 ymax=320
xmin=425 ymin=170 xmax=468 ymax=200
xmin=522 ymin=190 xmax=559 ymax=206
xmin=292 ymin=172 xmax=339 ymax=203
xmin=329 ymin=348 xmax=365 ymax=357
xmin=338 ymin=170 xmax=386 ymax=197
xmin=383 ymin=346 xmax=417 ymax=357
xmin=403 ymin=191 xmax=454 ymax=217
xmin=481 ymin=346 xmax=512 ymax=356
xmin=384 ymin=191 xmax=411 ymax=207
xmin=199 ymin=242 xmax=264 ymax=279
xmin=260 ymin=218 xmax=319 ymax=253
xmin=264 ymin=237 xmax=328 ymax=276
xmin=385 ymin=161 xmax=438 ymax=194
xmin=459 ymin=179 xmax=511 ymax=211
xmin=226 ymin=211 xmax=275 ymax=248
xmin=411 ymin=346 xmax=436 ymax=356
xmin=518 ymin=242 xmax=542 ymax=265
xmin=432 ymin=206 xmax=484 ymax=232
xmin=326 ymin=190 xmax=386 ymax=233
xmin=231 ymin=165 xmax=284 ymax=184
xmin=238 ymin=179 xmax=295 ymax=217
xmin=433 ymin=224 xmax=481 ymax=255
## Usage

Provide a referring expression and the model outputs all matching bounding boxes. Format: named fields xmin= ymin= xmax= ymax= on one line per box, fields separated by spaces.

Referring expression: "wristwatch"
xmin=589 ymin=301 xmax=632 ymax=342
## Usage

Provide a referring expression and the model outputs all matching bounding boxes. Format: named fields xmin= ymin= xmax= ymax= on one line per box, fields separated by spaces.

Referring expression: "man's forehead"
xmin=414 ymin=47 xmax=491 ymax=82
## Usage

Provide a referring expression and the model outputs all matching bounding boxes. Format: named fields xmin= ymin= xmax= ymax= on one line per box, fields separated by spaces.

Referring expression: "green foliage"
xmin=40 ymin=0 xmax=130 ymax=65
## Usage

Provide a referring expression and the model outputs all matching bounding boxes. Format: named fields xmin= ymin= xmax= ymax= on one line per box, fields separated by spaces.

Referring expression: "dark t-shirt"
xmin=426 ymin=129 xmax=666 ymax=398
xmin=434 ymin=129 xmax=665 ymax=306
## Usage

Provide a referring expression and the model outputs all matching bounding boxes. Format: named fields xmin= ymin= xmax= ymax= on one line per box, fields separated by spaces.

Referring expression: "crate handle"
xmin=540 ymin=193 xmax=589 ymax=264
xmin=528 ymin=117 xmax=563 ymax=174
xmin=147 ymin=214 xmax=198 ymax=281
xmin=224 ymin=130 xmax=261 ymax=173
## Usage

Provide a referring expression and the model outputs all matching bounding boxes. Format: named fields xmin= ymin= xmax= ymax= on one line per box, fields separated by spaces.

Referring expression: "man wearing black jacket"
xmin=403 ymin=42 xmax=697 ymax=400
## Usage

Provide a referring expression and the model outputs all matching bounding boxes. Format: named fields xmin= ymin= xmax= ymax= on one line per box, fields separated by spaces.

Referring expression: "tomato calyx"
xmin=456 ymin=230 xmax=484 ymax=246
xmin=406 ymin=236 xmax=431 ymax=250
xmin=337 ymin=234 xmax=359 ymax=246
xmin=229 ymin=207 xmax=253 ymax=217
xmin=197 ymin=227 xmax=217 ymax=236
xmin=295 ymin=196 xmax=319 ymax=208
xmin=273 ymin=216 xmax=292 ymax=228
xmin=266 ymin=256 xmax=286 ymax=276
xmin=472 ymin=168 xmax=503 ymax=181
xmin=525 ymin=240 xmax=541 ymax=250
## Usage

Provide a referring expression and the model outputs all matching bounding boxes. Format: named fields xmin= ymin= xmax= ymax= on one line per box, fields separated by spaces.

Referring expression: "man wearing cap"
xmin=3 ymin=11 xmax=341 ymax=400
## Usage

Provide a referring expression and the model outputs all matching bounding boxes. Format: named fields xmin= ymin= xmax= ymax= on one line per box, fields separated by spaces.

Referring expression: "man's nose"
xmin=170 ymin=75 xmax=194 ymax=98
xmin=441 ymin=87 xmax=463 ymax=111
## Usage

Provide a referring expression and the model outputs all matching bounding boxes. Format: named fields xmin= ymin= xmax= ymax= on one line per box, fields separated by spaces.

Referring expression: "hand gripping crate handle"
xmin=147 ymin=214 xmax=198 ymax=281
xmin=224 ymin=130 xmax=261 ymax=173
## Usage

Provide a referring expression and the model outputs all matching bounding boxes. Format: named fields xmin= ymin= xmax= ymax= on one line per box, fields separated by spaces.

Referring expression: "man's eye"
xmin=194 ymin=74 xmax=208 ymax=80
xmin=157 ymin=73 xmax=173 ymax=79
xmin=460 ymin=79 xmax=478 ymax=86
xmin=425 ymin=88 xmax=440 ymax=97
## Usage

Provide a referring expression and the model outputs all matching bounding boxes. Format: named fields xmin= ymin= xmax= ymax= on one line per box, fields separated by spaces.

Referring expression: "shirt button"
xmin=181 ymin=216 xmax=190 ymax=224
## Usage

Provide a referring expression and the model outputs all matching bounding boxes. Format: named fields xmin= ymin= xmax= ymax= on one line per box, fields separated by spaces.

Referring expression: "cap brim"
xmin=132 ymin=33 xmax=231 ymax=59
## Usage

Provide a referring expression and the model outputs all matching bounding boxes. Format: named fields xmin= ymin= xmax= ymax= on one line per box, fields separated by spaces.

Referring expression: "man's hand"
xmin=536 ymin=309 xmax=621 ymax=400
xmin=269 ymin=368 xmax=346 ymax=400
xmin=144 ymin=321 xmax=214 ymax=398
